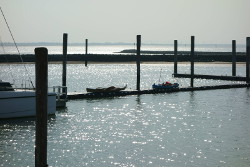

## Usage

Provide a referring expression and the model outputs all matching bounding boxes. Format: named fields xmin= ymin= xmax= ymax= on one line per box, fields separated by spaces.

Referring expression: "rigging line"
xmin=0 ymin=6 xmax=34 ymax=88
xmin=0 ymin=36 xmax=15 ymax=83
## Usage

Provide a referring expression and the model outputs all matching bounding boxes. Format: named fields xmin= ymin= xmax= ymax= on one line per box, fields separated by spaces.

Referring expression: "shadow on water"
xmin=135 ymin=95 xmax=142 ymax=110
xmin=0 ymin=114 xmax=57 ymax=128
xmin=82 ymin=96 xmax=127 ymax=104
xmin=56 ymin=106 xmax=68 ymax=113
xmin=0 ymin=117 xmax=36 ymax=127
xmin=189 ymin=91 xmax=197 ymax=108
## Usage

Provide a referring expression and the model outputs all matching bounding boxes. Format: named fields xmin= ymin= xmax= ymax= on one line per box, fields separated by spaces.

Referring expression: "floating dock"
xmin=67 ymin=83 xmax=250 ymax=99
xmin=173 ymin=73 xmax=248 ymax=81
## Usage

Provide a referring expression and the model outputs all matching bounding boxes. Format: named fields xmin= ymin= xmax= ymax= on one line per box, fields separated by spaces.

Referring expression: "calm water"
xmin=0 ymin=45 xmax=250 ymax=166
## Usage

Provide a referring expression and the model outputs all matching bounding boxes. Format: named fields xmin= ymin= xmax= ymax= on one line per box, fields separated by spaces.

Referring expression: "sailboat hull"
xmin=0 ymin=91 xmax=56 ymax=119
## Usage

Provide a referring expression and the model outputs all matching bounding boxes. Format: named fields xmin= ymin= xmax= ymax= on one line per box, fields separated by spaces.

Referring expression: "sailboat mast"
xmin=0 ymin=6 xmax=35 ymax=88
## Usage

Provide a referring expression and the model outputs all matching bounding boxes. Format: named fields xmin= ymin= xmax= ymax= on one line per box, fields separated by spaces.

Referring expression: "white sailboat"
xmin=0 ymin=7 xmax=57 ymax=119
xmin=0 ymin=85 xmax=56 ymax=119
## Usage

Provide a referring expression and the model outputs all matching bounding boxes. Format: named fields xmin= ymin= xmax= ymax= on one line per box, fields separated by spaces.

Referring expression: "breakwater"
xmin=0 ymin=52 xmax=247 ymax=63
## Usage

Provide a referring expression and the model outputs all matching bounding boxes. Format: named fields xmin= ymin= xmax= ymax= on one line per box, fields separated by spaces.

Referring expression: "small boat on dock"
xmin=152 ymin=82 xmax=179 ymax=89
xmin=86 ymin=85 xmax=127 ymax=93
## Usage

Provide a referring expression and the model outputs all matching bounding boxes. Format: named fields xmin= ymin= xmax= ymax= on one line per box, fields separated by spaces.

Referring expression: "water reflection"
xmin=135 ymin=95 xmax=142 ymax=110
xmin=0 ymin=117 xmax=35 ymax=166
xmin=0 ymin=63 xmax=247 ymax=93
xmin=1 ymin=63 xmax=250 ymax=166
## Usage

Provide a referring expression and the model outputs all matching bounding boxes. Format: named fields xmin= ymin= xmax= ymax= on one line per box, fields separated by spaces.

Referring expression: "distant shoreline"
xmin=0 ymin=52 xmax=247 ymax=63
xmin=2 ymin=42 xmax=247 ymax=46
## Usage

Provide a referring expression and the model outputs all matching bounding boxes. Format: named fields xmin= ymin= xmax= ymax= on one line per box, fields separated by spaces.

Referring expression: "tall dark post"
xmin=35 ymin=47 xmax=48 ymax=167
xmin=232 ymin=40 xmax=236 ymax=76
xmin=190 ymin=36 xmax=195 ymax=87
xmin=174 ymin=40 xmax=178 ymax=74
xmin=136 ymin=35 xmax=141 ymax=91
xmin=85 ymin=39 xmax=88 ymax=67
xmin=247 ymin=37 xmax=250 ymax=84
xmin=62 ymin=33 xmax=68 ymax=96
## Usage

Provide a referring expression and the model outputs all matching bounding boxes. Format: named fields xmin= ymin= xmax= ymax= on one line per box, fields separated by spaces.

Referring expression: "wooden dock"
xmin=67 ymin=83 xmax=250 ymax=99
xmin=173 ymin=73 xmax=248 ymax=81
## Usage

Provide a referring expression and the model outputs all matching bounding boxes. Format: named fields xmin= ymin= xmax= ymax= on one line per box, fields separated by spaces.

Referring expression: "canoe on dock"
xmin=86 ymin=85 xmax=127 ymax=93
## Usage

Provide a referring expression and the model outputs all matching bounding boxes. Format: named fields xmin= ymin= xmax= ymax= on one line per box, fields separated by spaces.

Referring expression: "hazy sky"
xmin=0 ymin=0 xmax=249 ymax=44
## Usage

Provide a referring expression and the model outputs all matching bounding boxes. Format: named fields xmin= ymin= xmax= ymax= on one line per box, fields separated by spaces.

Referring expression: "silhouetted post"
xmin=232 ymin=40 xmax=236 ymax=76
xmin=174 ymin=40 xmax=178 ymax=74
xmin=85 ymin=39 xmax=88 ymax=67
xmin=35 ymin=47 xmax=48 ymax=167
xmin=247 ymin=37 xmax=250 ymax=84
xmin=190 ymin=36 xmax=195 ymax=87
xmin=62 ymin=33 xmax=67 ymax=97
xmin=136 ymin=35 xmax=141 ymax=91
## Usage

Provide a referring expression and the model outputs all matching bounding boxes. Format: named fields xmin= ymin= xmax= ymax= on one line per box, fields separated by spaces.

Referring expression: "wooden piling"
xmin=136 ymin=35 xmax=141 ymax=91
xmin=174 ymin=40 xmax=178 ymax=74
xmin=232 ymin=40 xmax=236 ymax=76
xmin=35 ymin=47 xmax=48 ymax=167
xmin=190 ymin=36 xmax=195 ymax=87
xmin=62 ymin=33 xmax=68 ymax=97
xmin=85 ymin=39 xmax=88 ymax=67
xmin=247 ymin=37 xmax=250 ymax=84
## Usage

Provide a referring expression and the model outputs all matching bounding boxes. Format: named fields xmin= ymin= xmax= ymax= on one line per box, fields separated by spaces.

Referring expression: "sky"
xmin=0 ymin=0 xmax=250 ymax=44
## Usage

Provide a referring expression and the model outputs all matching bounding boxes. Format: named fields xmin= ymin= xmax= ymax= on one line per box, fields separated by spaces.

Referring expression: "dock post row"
xmin=173 ymin=36 xmax=250 ymax=84
xmin=59 ymin=34 xmax=249 ymax=100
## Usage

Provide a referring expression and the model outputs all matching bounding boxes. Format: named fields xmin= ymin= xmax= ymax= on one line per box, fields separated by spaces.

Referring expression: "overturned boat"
xmin=86 ymin=85 xmax=127 ymax=93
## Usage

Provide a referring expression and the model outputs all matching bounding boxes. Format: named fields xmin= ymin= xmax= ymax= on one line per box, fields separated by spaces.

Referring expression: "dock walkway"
xmin=67 ymin=83 xmax=249 ymax=99
xmin=173 ymin=73 xmax=248 ymax=81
